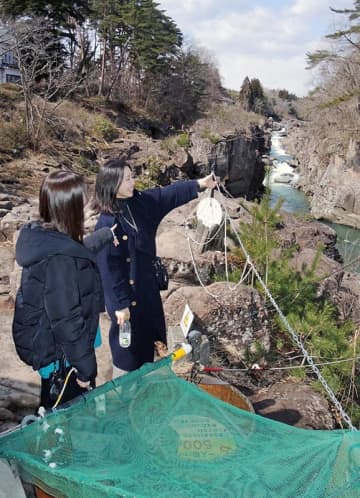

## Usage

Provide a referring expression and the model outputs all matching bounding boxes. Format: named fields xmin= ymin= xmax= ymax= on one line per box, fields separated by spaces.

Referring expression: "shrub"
xmin=0 ymin=120 xmax=27 ymax=152
xmin=160 ymin=136 xmax=177 ymax=154
xmin=135 ymin=157 xmax=162 ymax=190
xmin=225 ymin=190 xmax=360 ymax=424
xmin=176 ymin=132 xmax=191 ymax=148
xmin=201 ymin=129 xmax=221 ymax=145
xmin=93 ymin=116 xmax=119 ymax=142
xmin=0 ymin=83 xmax=23 ymax=103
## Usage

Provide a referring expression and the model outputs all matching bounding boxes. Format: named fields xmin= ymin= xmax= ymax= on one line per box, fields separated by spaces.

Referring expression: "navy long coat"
xmin=95 ymin=180 xmax=199 ymax=371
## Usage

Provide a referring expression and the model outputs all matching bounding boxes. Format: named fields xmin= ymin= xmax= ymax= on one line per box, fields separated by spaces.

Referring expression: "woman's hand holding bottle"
xmin=115 ymin=308 xmax=130 ymax=326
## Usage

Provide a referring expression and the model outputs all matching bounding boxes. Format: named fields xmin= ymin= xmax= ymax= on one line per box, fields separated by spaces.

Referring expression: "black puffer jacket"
xmin=12 ymin=223 xmax=106 ymax=382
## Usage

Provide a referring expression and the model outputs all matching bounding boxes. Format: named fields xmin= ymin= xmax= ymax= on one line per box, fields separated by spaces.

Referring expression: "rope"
xmin=186 ymin=233 xmax=221 ymax=301
xmin=202 ymin=355 xmax=360 ymax=372
xmin=186 ymin=217 xmax=226 ymax=246
xmin=186 ymin=183 xmax=356 ymax=431
xmin=225 ymin=208 xmax=356 ymax=431
xmin=184 ymin=188 xmax=253 ymax=297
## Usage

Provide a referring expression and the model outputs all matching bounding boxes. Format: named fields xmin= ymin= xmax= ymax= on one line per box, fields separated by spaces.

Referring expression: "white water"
xmin=266 ymin=131 xmax=309 ymax=214
xmin=269 ymin=132 xmax=292 ymax=162
xmin=268 ymin=130 xmax=360 ymax=272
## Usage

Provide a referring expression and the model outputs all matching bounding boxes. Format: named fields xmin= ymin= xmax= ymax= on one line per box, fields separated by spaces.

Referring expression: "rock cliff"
xmin=189 ymin=123 xmax=269 ymax=200
xmin=284 ymin=122 xmax=360 ymax=228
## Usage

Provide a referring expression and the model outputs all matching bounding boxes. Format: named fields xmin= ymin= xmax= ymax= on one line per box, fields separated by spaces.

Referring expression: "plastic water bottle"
xmin=119 ymin=320 xmax=131 ymax=348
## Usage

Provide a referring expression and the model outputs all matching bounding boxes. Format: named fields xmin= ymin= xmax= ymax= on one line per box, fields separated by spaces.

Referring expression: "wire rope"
xmin=185 ymin=182 xmax=356 ymax=430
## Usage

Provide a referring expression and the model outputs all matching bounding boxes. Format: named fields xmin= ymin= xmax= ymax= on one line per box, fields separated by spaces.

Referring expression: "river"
xmin=268 ymin=130 xmax=360 ymax=272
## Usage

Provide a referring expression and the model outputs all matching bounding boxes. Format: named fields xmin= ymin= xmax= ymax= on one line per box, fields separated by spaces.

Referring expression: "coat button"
xmin=122 ymin=235 xmax=128 ymax=240
xmin=129 ymin=279 xmax=135 ymax=285
xmin=126 ymin=257 xmax=131 ymax=263
xmin=131 ymin=301 xmax=137 ymax=306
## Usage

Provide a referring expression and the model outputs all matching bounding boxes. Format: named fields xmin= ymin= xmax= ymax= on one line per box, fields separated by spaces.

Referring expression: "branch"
xmin=306 ymin=50 xmax=335 ymax=69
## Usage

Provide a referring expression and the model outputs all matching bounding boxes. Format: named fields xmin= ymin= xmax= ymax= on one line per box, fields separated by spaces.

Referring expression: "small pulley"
xmin=187 ymin=329 xmax=210 ymax=366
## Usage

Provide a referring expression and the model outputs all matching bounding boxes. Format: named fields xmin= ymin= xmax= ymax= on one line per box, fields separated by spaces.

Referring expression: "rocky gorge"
xmin=1 ymin=107 xmax=360 ymax=437
xmin=282 ymin=119 xmax=360 ymax=229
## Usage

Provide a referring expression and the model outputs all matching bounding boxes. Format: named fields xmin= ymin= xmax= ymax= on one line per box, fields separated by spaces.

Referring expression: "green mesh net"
xmin=1 ymin=358 xmax=360 ymax=498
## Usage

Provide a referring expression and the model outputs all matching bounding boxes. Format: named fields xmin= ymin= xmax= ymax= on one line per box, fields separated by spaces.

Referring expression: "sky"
xmin=157 ymin=0 xmax=353 ymax=97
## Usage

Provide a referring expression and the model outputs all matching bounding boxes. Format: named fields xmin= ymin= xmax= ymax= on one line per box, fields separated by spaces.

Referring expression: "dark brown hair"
xmin=94 ymin=157 xmax=131 ymax=213
xmin=39 ymin=170 xmax=85 ymax=242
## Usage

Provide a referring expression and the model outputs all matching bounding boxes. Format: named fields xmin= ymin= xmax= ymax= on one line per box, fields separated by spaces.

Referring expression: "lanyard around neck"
xmin=122 ymin=205 xmax=138 ymax=233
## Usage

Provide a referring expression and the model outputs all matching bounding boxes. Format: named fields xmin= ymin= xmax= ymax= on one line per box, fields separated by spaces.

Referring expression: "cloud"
xmin=289 ymin=0 xmax=343 ymax=17
xmin=158 ymin=0 xmax=352 ymax=96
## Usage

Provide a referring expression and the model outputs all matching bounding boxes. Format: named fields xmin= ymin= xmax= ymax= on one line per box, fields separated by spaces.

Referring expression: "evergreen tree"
xmin=130 ymin=0 xmax=182 ymax=75
xmin=239 ymin=76 xmax=269 ymax=114
xmin=0 ymin=0 xmax=92 ymax=79
xmin=90 ymin=0 xmax=182 ymax=99
xmin=146 ymin=47 xmax=221 ymax=127
xmin=239 ymin=76 xmax=251 ymax=111
xmin=90 ymin=0 xmax=134 ymax=96
xmin=278 ymin=89 xmax=297 ymax=101
xmin=0 ymin=0 xmax=91 ymax=39
xmin=307 ymin=0 xmax=360 ymax=69
xmin=227 ymin=191 xmax=359 ymax=421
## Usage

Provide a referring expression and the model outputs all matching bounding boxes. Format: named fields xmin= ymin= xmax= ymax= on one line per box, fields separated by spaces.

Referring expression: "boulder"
xmin=0 ymin=244 xmax=15 ymax=296
xmin=330 ymin=271 xmax=360 ymax=323
xmin=0 ymin=201 xmax=35 ymax=242
xmin=250 ymin=381 xmax=334 ymax=429
xmin=164 ymin=282 xmax=271 ymax=364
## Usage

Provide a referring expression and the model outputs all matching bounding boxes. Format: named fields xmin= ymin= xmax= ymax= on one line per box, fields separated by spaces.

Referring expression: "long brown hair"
xmin=39 ymin=170 xmax=85 ymax=242
xmin=94 ymin=157 xmax=131 ymax=213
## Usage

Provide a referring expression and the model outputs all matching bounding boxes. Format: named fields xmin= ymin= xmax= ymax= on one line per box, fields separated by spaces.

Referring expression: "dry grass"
xmin=193 ymin=103 xmax=264 ymax=139
xmin=0 ymin=83 xmax=23 ymax=103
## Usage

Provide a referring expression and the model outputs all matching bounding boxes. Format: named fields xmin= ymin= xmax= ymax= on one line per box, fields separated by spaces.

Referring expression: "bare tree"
xmin=4 ymin=18 xmax=82 ymax=149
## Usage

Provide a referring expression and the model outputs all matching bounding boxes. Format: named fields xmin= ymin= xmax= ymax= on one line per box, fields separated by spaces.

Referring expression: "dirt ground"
xmin=0 ymin=311 xmax=114 ymax=433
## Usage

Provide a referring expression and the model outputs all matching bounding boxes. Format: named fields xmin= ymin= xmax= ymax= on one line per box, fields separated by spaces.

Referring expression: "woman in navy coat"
xmin=94 ymin=158 xmax=216 ymax=377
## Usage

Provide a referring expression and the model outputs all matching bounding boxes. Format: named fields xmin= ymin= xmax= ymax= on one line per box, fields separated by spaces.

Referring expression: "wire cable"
xmin=185 ymin=181 xmax=357 ymax=430
xmin=52 ymin=367 xmax=76 ymax=409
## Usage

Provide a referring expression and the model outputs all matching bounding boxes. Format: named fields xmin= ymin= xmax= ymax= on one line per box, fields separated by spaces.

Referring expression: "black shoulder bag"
xmin=153 ymin=256 xmax=169 ymax=291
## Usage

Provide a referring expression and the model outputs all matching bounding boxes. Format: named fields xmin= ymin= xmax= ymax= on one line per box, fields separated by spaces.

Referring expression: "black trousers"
xmin=40 ymin=368 xmax=95 ymax=409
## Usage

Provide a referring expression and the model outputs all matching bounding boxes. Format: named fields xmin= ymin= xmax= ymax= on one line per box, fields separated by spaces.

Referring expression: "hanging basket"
xmin=198 ymin=376 xmax=254 ymax=413
xmin=34 ymin=485 xmax=57 ymax=498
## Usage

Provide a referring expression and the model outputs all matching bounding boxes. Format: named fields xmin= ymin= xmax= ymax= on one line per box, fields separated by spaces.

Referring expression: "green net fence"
xmin=1 ymin=358 xmax=360 ymax=498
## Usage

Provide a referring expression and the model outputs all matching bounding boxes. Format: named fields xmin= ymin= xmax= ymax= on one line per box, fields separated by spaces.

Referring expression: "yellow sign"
xmin=180 ymin=304 xmax=194 ymax=337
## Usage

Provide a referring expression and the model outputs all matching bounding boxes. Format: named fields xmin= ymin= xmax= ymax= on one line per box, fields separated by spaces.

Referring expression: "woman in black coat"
xmin=12 ymin=170 xmax=117 ymax=409
xmin=94 ymin=158 xmax=216 ymax=377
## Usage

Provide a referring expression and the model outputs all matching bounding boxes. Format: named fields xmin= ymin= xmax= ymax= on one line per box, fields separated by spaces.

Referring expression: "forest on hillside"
xmin=1 ymin=0 xmax=360 ymax=146
xmin=0 ymin=0 xmax=224 ymax=135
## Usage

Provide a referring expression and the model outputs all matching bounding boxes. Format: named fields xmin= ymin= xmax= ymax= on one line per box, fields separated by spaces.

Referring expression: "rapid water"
xmin=268 ymin=130 xmax=360 ymax=272
xmin=267 ymin=131 xmax=309 ymax=214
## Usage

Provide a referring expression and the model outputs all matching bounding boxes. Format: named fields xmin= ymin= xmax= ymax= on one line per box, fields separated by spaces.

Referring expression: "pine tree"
xmin=306 ymin=0 xmax=360 ymax=69
xmin=0 ymin=0 xmax=91 ymax=38
xmin=90 ymin=0 xmax=134 ymax=96
xmin=239 ymin=76 xmax=268 ymax=114
xmin=130 ymin=0 xmax=182 ymax=75
xmin=0 ymin=0 xmax=92 ymax=80
xmin=89 ymin=0 xmax=182 ymax=99
xmin=227 ymin=191 xmax=359 ymax=421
